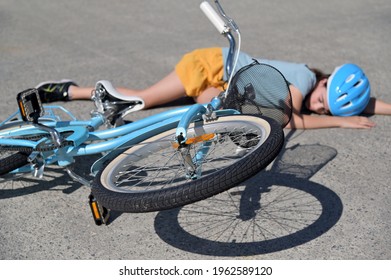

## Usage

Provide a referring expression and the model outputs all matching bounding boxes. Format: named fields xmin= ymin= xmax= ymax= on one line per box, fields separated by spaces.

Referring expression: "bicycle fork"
xmin=178 ymin=136 xmax=214 ymax=180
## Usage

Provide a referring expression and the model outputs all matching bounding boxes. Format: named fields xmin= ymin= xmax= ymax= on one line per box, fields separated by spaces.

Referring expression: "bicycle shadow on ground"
xmin=0 ymin=155 xmax=100 ymax=200
xmin=154 ymin=139 xmax=343 ymax=257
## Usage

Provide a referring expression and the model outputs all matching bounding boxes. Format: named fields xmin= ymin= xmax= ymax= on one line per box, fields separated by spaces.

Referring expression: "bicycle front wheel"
xmin=93 ymin=115 xmax=284 ymax=212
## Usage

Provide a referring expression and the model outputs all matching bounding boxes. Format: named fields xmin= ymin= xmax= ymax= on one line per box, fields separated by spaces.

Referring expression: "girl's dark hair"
xmin=310 ymin=68 xmax=330 ymax=83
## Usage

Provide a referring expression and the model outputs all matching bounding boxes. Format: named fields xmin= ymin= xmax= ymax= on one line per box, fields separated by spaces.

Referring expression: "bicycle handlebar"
xmin=200 ymin=1 xmax=228 ymax=34
xmin=200 ymin=0 xmax=241 ymax=100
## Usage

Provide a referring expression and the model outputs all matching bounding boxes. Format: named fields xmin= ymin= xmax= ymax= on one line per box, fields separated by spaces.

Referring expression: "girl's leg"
xmin=193 ymin=87 xmax=221 ymax=104
xmin=69 ymin=71 xmax=187 ymax=109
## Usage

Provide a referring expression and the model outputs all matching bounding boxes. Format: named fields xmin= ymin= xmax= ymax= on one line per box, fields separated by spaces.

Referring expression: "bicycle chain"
xmin=0 ymin=134 xmax=73 ymax=153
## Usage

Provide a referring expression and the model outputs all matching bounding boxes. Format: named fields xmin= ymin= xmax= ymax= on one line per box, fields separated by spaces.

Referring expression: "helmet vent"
xmin=353 ymin=80 xmax=362 ymax=88
xmin=336 ymin=93 xmax=347 ymax=102
xmin=345 ymin=74 xmax=355 ymax=83
xmin=342 ymin=101 xmax=352 ymax=109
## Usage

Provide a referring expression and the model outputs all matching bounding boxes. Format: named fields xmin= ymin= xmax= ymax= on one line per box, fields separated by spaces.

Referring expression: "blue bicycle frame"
xmin=0 ymin=100 xmax=238 ymax=174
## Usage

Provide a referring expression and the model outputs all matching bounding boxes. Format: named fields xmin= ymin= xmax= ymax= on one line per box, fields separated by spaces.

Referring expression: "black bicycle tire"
xmin=0 ymin=122 xmax=40 ymax=176
xmin=0 ymin=122 xmax=28 ymax=175
xmin=92 ymin=115 xmax=284 ymax=213
xmin=0 ymin=150 xmax=31 ymax=176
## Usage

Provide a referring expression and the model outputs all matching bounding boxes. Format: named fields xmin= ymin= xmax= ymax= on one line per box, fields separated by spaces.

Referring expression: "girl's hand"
xmin=338 ymin=116 xmax=376 ymax=129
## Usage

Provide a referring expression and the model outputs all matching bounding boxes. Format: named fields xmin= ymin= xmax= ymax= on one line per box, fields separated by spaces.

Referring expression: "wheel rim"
xmin=100 ymin=116 xmax=271 ymax=194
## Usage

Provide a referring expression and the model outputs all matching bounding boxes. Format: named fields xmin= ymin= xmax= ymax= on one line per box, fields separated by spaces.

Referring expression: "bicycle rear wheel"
xmin=0 ymin=150 xmax=31 ymax=176
xmin=93 ymin=115 xmax=284 ymax=212
xmin=0 ymin=123 xmax=33 ymax=176
xmin=0 ymin=122 xmax=59 ymax=178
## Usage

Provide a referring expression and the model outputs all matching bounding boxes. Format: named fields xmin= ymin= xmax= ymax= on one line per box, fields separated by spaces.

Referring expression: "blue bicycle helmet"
xmin=327 ymin=63 xmax=371 ymax=116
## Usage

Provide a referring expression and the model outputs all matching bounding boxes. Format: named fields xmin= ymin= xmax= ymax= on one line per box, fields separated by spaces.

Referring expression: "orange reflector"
xmin=172 ymin=133 xmax=215 ymax=149
xmin=91 ymin=201 xmax=101 ymax=219
xmin=18 ymin=100 xmax=26 ymax=117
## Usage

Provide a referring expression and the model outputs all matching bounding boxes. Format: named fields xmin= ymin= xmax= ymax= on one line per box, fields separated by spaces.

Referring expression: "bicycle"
xmin=0 ymin=0 xmax=292 ymax=225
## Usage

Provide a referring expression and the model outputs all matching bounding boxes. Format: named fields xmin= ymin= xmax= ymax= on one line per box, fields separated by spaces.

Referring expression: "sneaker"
xmin=35 ymin=79 xmax=78 ymax=103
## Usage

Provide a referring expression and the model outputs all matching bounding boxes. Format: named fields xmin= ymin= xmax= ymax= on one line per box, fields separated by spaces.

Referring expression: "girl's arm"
xmin=363 ymin=98 xmax=391 ymax=115
xmin=287 ymin=113 xmax=376 ymax=129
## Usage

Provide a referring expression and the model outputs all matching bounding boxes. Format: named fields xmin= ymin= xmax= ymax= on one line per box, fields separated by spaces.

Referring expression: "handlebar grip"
xmin=200 ymin=1 xmax=227 ymax=34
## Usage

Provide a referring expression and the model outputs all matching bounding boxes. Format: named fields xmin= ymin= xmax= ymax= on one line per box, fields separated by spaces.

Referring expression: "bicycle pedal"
xmin=17 ymin=88 xmax=45 ymax=123
xmin=88 ymin=194 xmax=110 ymax=226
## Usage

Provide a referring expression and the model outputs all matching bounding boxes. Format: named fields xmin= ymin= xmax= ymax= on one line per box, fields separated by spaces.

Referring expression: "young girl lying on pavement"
xmin=35 ymin=47 xmax=391 ymax=129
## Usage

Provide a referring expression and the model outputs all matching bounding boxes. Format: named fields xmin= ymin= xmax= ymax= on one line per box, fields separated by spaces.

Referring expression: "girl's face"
xmin=305 ymin=78 xmax=330 ymax=115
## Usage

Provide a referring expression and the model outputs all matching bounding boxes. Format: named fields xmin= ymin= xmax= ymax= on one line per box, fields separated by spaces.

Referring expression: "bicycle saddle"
xmin=93 ymin=80 xmax=145 ymax=126
xmin=95 ymin=80 xmax=145 ymax=107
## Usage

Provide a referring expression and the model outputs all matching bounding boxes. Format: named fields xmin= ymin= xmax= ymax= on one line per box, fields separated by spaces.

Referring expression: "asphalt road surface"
xmin=0 ymin=0 xmax=390 ymax=260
